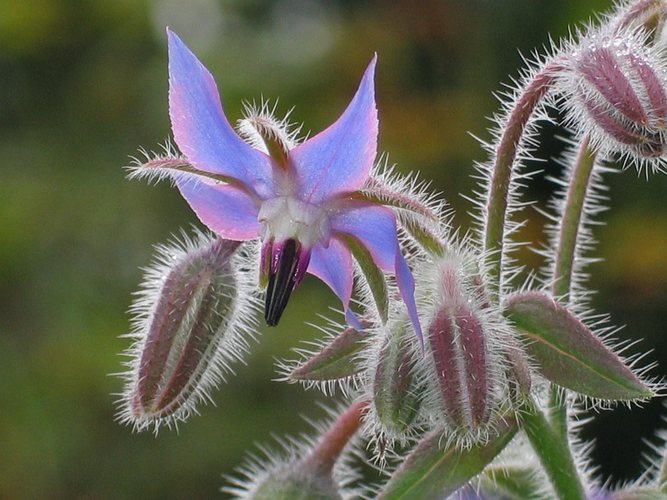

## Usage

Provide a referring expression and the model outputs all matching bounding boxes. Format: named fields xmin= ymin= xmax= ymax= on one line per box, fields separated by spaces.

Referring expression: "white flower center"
xmin=258 ymin=196 xmax=332 ymax=248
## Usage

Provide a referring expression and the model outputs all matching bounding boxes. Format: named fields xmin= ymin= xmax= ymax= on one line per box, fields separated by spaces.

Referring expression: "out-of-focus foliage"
xmin=1 ymin=0 xmax=665 ymax=498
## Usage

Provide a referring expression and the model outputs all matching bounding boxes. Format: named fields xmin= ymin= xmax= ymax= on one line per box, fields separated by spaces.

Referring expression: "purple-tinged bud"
xmin=413 ymin=250 xmax=523 ymax=443
xmin=284 ymin=324 xmax=367 ymax=385
xmin=428 ymin=301 xmax=490 ymax=430
xmin=562 ymin=30 xmax=667 ymax=167
xmin=225 ymin=401 xmax=367 ymax=500
xmin=117 ymin=231 xmax=258 ymax=432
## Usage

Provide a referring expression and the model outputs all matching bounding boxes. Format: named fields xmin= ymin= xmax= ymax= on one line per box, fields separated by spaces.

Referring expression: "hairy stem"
xmin=483 ymin=59 xmax=563 ymax=297
xmin=548 ymin=137 xmax=597 ymax=435
xmin=551 ymin=136 xmax=597 ymax=301
xmin=659 ymin=454 xmax=667 ymax=492
xmin=305 ymin=400 xmax=368 ymax=475
xmin=522 ymin=399 xmax=586 ymax=500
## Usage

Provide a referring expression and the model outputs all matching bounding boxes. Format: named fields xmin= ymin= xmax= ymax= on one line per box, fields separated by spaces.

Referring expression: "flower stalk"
xmin=547 ymin=136 xmax=598 ymax=435
xmin=483 ymin=59 xmax=563 ymax=296
xmin=521 ymin=399 xmax=586 ymax=500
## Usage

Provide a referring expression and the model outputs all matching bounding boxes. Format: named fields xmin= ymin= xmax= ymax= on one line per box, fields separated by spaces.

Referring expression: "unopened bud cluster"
xmin=117 ymin=231 xmax=257 ymax=432
xmin=560 ymin=27 xmax=667 ymax=166
xmin=365 ymin=248 xmax=528 ymax=449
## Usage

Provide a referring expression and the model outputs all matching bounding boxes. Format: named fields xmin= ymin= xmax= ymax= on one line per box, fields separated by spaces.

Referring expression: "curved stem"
xmin=549 ymin=137 xmax=597 ymax=438
xmin=552 ymin=136 xmax=597 ymax=301
xmin=305 ymin=399 xmax=368 ymax=475
xmin=483 ymin=60 xmax=563 ymax=297
xmin=521 ymin=399 xmax=586 ymax=500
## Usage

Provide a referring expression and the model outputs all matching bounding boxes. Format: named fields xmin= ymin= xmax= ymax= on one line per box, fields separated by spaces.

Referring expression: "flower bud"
xmin=371 ymin=320 xmax=421 ymax=439
xmin=225 ymin=402 xmax=366 ymax=500
xmin=117 ymin=231 xmax=257 ymax=431
xmin=428 ymin=301 xmax=490 ymax=430
xmin=563 ymin=30 xmax=667 ymax=166
xmin=415 ymin=250 xmax=523 ymax=444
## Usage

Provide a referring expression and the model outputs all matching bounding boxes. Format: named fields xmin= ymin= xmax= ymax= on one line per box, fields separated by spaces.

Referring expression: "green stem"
xmin=547 ymin=386 xmax=567 ymax=438
xmin=483 ymin=60 xmax=562 ymax=297
xmin=549 ymin=137 xmax=597 ymax=439
xmin=521 ymin=400 xmax=586 ymax=500
xmin=552 ymin=136 xmax=597 ymax=301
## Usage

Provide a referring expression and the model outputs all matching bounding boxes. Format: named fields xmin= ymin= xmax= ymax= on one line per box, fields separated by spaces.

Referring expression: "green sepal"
xmin=378 ymin=416 xmax=518 ymax=499
xmin=141 ymin=158 xmax=241 ymax=186
xmin=399 ymin=215 xmax=446 ymax=257
xmin=373 ymin=322 xmax=420 ymax=435
xmin=288 ymin=326 xmax=365 ymax=382
xmin=505 ymin=291 xmax=653 ymax=401
xmin=342 ymin=234 xmax=389 ymax=323
xmin=479 ymin=465 xmax=545 ymax=500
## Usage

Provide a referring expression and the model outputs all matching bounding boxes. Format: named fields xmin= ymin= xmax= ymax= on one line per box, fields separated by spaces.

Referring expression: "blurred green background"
xmin=2 ymin=0 xmax=667 ymax=498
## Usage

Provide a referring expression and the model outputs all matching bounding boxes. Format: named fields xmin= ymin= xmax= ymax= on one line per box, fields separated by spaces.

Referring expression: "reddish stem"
xmin=306 ymin=400 xmax=368 ymax=475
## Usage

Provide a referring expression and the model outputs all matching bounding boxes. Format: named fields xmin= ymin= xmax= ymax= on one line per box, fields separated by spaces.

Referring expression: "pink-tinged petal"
xmin=289 ymin=56 xmax=378 ymax=204
xmin=176 ymin=178 xmax=260 ymax=240
xmin=332 ymin=202 xmax=422 ymax=344
xmin=167 ymin=29 xmax=275 ymax=198
xmin=307 ymin=238 xmax=362 ymax=329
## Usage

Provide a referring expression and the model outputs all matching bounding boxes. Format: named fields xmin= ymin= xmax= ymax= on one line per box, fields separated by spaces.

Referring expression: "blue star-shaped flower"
xmin=165 ymin=29 xmax=421 ymax=340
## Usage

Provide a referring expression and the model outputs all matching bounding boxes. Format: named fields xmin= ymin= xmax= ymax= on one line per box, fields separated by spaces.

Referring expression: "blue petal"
xmin=307 ymin=238 xmax=362 ymax=328
xmin=289 ymin=56 xmax=378 ymax=204
xmin=330 ymin=202 xmax=396 ymax=271
xmin=167 ymin=29 xmax=275 ymax=198
xmin=332 ymin=202 xmax=423 ymax=344
xmin=176 ymin=177 xmax=261 ymax=240
xmin=395 ymin=247 xmax=424 ymax=347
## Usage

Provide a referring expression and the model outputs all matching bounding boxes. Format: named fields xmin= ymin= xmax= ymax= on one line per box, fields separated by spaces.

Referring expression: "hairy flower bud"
xmin=116 ymin=230 xmax=258 ymax=431
xmin=415 ymin=250 xmax=525 ymax=445
xmin=225 ymin=402 xmax=366 ymax=499
xmin=562 ymin=28 xmax=667 ymax=168
xmin=370 ymin=320 xmax=421 ymax=440
xmin=428 ymin=300 xmax=490 ymax=429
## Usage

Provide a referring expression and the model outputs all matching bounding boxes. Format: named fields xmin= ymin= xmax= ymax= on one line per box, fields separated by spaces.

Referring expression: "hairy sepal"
xmin=377 ymin=415 xmax=518 ymax=500
xmin=342 ymin=234 xmax=389 ymax=323
xmin=479 ymin=464 xmax=546 ymax=500
xmin=287 ymin=325 xmax=366 ymax=383
xmin=372 ymin=321 xmax=421 ymax=438
xmin=505 ymin=291 xmax=653 ymax=401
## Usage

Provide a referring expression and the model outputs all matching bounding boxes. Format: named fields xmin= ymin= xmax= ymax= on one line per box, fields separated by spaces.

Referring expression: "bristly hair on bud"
xmin=223 ymin=401 xmax=367 ymax=500
xmin=115 ymin=228 xmax=260 ymax=433
xmin=236 ymin=99 xmax=304 ymax=164
xmin=414 ymin=243 xmax=528 ymax=449
xmin=274 ymin=313 xmax=368 ymax=397
xmin=557 ymin=23 xmax=667 ymax=175
xmin=360 ymin=311 xmax=427 ymax=459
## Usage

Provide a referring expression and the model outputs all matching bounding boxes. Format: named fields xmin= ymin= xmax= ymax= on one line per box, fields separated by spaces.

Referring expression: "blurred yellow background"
xmin=1 ymin=0 xmax=666 ymax=497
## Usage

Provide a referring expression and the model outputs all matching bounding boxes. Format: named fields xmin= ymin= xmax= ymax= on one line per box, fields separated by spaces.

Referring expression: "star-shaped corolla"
xmin=165 ymin=29 xmax=421 ymax=341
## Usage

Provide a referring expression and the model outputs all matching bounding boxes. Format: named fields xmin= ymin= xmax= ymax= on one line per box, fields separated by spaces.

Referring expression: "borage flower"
xmin=144 ymin=29 xmax=421 ymax=339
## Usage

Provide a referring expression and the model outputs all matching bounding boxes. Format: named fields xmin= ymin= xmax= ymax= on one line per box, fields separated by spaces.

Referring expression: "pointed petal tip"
xmin=166 ymin=27 xmax=181 ymax=47
xmin=394 ymin=248 xmax=423 ymax=348
xmin=289 ymin=52 xmax=378 ymax=202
